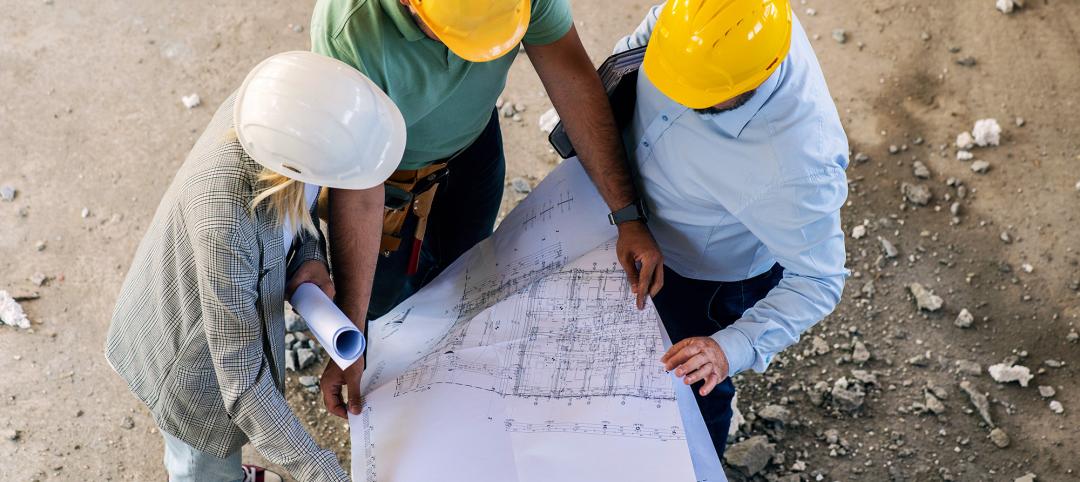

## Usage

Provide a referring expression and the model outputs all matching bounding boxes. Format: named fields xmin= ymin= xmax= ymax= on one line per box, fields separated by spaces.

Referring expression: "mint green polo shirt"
xmin=311 ymin=0 xmax=573 ymax=169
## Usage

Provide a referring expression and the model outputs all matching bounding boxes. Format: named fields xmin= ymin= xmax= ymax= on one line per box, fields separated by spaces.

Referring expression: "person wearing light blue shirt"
xmin=616 ymin=1 xmax=849 ymax=459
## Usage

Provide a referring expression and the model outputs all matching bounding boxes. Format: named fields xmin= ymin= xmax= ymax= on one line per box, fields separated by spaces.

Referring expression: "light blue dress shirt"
xmin=616 ymin=7 xmax=850 ymax=378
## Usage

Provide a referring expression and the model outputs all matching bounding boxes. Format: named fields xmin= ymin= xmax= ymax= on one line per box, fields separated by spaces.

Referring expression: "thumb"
xmin=347 ymin=372 xmax=363 ymax=415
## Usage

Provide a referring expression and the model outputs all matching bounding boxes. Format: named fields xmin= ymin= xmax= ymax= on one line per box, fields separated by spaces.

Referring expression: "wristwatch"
xmin=608 ymin=199 xmax=649 ymax=225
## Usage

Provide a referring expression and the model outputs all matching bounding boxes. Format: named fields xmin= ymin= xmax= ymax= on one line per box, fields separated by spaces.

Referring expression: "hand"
xmin=661 ymin=336 xmax=729 ymax=397
xmin=615 ymin=221 xmax=664 ymax=310
xmin=321 ymin=358 xmax=365 ymax=419
xmin=286 ymin=260 xmax=335 ymax=299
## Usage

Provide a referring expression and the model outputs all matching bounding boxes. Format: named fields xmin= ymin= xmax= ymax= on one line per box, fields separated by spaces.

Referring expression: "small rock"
xmin=0 ymin=186 xmax=15 ymax=202
xmin=1037 ymin=386 xmax=1056 ymax=398
xmin=956 ymin=150 xmax=974 ymax=161
xmin=955 ymin=359 xmax=982 ymax=376
xmin=296 ymin=348 xmax=318 ymax=370
xmin=920 ymin=31 xmax=931 ymax=41
xmin=996 ymin=0 xmax=1023 ymax=14
xmin=831 ymin=379 xmax=866 ymax=412
xmin=988 ymin=362 xmax=1033 ymax=387
xmin=724 ymin=435 xmax=775 ymax=476
xmin=971 ymin=160 xmax=991 ymax=174
xmin=851 ymin=340 xmax=871 ymax=364
xmin=510 ymin=177 xmax=532 ymax=194
xmin=853 ymin=152 xmax=870 ymax=163
xmin=80 ymin=207 xmax=91 ymax=218
xmin=758 ymin=404 xmax=791 ymax=424
xmin=0 ymin=291 xmax=32 ymax=329
xmin=119 ymin=416 xmax=135 ymax=430
xmin=512 ymin=113 xmax=523 ymax=123
xmin=811 ymin=336 xmax=831 ymax=356
xmin=500 ymin=103 xmax=515 ymax=118
xmin=972 ymin=119 xmax=1002 ymax=147
xmin=901 ymin=182 xmax=932 ymax=205
xmin=955 ymin=56 xmax=977 ymax=67
xmin=955 ymin=309 xmax=974 ymax=328
xmin=35 ymin=240 xmax=47 ymax=251
xmin=298 ymin=375 xmax=319 ymax=387
xmin=950 ymin=202 xmax=962 ymax=217
xmin=913 ymin=161 xmax=931 ymax=179
xmin=1067 ymin=330 xmax=1079 ymax=343
xmin=29 ymin=272 xmax=48 ymax=287
xmin=908 ymin=283 xmax=943 ymax=312
xmin=832 ymin=29 xmax=847 ymax=44
xmin=1000 ymin=231 xmax=1013 ymax=244
xmin=1049 ymin=400 xmax=1064 ymax=414
xmin=1014 ymin=474 xmax=1036 ymax=482
xmin=285 ymin=349 xmax=297 ymax=372
xmin=956 ymin=132 xmax=975 ymax=150
xmin=291 ymin=24 xmax=304 ymax=33
xmin=889 ymin=144 xmax=900 ymax=155
xmin=959 ymin=381 xmax=994 ymax=426
xmin=925 ymin=392 xmax=946 ymax=414
xmin=989 ymin=427 xmax=1010 ymax=448
xmin=1015 ymin=117 xmax=1025 ymax=127
xmin=538 ymin=108 xmax=560 ymax=134
xmin=824 ymin=428 xmax=840 ymax=444
xmin=284 ymin=303 xmax=307 ymax=332
xmin=879 ymin=237 xmax=899 ymax=258
xmin=181 ymin=93 xmax=201 ymax=109
xmin=851 ymin=225 xmax=866 ymax=239
xmin=3 ymin=429 xmax=20 ymax=441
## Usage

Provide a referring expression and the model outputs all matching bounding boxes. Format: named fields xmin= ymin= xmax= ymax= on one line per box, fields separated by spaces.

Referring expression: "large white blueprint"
xmin=350 ymin=159 xmax=725 ymax=482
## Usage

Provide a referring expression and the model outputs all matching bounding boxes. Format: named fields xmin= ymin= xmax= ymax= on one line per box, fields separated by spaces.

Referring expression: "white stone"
xmin=955 ymin=309 xmax=974 ymax=328
xmin=988 ymin=362 xmax=1034 ymax=387
xmin=1049 ymin=400 xmax=1064 ymax=414
xmin=0 ymin=291 xmax=31 ymax=329
xmin=538 ymin=107 xmax=560 ymax=134
xmin=728 ymin=393 xmax=745 ymax=438
xmin=971 ymin=160 xmax=991 ymax=174
xmin=908 ymin=283 xmax=943 ymax=312
xmin=996 ymin=0 xmax=1024 ymax=14
xmin=972 ymin=118 xmax=1002 ymax=147
xmin=1038 ymin=385 xmax=1056 ymax=398
xmin=851 ymin=225 xmax=867 ymax=239
xmin=1021 ymin=263 xmax=1034 ymax=273
xmin=956 ymin=150 xmax=974 ymax=161
xmin=181 ymin=93 xmax=201 ymax=109
xmin=956 ymin=131 xmax=975 ymax=150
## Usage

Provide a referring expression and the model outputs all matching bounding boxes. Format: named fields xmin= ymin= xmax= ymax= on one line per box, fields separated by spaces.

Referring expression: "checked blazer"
xmin=104 ymin=93 xmax=349 ymax=481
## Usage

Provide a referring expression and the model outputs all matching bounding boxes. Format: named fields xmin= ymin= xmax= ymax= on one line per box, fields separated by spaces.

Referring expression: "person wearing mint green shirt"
xmin=306 ymin=0 xmax=665 ymax=422
xmin=620 ymin=1 xmax=850 ymax=460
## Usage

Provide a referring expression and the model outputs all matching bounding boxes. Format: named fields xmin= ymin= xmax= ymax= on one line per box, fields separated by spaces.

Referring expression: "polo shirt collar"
xmin=701 ymin=63 xmax=783 ymax=138
xmin=379 ymin=0 xmax=426 ymax=42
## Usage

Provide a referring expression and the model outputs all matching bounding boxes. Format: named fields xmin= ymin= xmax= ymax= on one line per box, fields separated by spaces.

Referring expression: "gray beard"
xmin=694 ymin=89 xmax=757 ymax=116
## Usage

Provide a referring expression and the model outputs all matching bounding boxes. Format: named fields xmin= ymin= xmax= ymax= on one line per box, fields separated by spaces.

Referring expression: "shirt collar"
xmin=699 ymin=64 xmax=783 ymax=138
xmin=379 ymin=0 xmax=426 ymax=42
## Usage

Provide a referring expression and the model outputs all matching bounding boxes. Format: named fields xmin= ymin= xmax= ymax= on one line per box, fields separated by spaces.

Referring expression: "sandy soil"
xmin=1 ymin=0 xmax=1078 ymax=481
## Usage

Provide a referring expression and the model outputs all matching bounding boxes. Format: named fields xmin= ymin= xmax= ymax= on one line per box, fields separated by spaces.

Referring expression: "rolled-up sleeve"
xmin=710 ymin=167 xmax=849 ymax=376
xmin=190 ymin=217 xmax=348 ymax=482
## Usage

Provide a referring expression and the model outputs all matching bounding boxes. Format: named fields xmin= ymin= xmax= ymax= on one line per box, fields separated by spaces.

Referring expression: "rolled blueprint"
xmin=290 ymin=283 xmax=366 ymax=370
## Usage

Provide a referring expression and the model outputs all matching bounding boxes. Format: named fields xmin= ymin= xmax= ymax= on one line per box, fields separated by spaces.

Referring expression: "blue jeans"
xmin=162 ymin=431 xmax=243 ymax=482
xmin=651 ymin=264 xmax=784 ymax=459
xmin=366 ymin=110 xmax=506 ymax=320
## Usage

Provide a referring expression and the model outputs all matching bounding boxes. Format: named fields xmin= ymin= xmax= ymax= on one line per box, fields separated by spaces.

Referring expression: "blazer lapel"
xmin=255 ymin=208 xmax=287 ymax=391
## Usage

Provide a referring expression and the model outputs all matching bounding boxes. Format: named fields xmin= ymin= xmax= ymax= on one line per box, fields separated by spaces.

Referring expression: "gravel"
xmin=0 ymin=186 xmax=15 ymax=202
xmin=989 ymin=427 xmax=1010 ymax=448
xmin=988 ymin=362 xmax=1034 ymax=387
xmin=955 ymin=309 xmax=974 ymax=328
xmin=902 ymin=182 xmax=933 ymax=205
xmin=908 ymin=283 xmax=944 ymax=311
xmin=960 ymin=381 xmax=994 ymax=426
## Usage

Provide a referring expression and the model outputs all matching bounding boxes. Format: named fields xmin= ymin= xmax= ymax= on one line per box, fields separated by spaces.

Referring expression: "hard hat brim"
xmin=409 ymin=0 xmax=531 ymax=63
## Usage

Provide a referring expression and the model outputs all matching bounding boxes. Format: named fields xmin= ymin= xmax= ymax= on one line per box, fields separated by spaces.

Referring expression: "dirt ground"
xmin=2 ymin=0 xmax=1079 ymax=481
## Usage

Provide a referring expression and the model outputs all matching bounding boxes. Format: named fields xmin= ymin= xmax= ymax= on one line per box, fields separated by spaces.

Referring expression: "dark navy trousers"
xmin=651 ymin=263 xmax=784 ymax=459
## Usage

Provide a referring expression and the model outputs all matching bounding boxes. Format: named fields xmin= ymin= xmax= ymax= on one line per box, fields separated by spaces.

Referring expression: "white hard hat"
xmin=234 ymin=51 xmax=406 ymax=190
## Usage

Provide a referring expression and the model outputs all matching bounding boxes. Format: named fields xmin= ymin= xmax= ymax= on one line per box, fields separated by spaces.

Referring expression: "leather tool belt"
xmin=316 ymin=163 xmax=450 ymax=275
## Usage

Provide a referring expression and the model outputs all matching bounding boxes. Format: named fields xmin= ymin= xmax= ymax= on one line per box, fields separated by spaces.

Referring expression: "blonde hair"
xmin=250 ymin=170 xmax=318 ymax=239
xmin=225 ymin=128 xmax=317 ymax=238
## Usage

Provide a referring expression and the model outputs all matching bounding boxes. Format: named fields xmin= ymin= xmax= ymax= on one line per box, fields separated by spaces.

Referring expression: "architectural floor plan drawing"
xmin=350 ymin=159 xmax=723 ymax=482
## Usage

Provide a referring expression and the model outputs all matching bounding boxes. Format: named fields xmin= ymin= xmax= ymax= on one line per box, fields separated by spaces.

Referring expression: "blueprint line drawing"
xmin=350 ymin=159 xmax=721 ymax=482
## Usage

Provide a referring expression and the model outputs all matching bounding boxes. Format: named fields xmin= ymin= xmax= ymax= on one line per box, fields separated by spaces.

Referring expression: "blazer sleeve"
xmin=189 ymin=217 xmax=348 ymax=482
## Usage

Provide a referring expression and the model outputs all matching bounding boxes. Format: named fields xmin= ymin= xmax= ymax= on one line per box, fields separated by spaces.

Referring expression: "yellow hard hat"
xmin=643 ymin=0 xmax=793 ymax=109
xmin=407 ymin=0 xmax=531 ymax=62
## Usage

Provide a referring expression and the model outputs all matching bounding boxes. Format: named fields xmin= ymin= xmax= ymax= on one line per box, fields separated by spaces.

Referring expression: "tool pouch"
xmin=378 ymin=162 xmax=449 ymax=258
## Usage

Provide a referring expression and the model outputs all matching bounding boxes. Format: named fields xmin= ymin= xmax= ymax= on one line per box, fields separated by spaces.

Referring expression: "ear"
xmin=399 ymin=0 xmax=409 ymax=5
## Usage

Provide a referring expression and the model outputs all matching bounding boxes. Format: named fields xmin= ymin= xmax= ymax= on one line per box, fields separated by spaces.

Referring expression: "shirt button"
xmin=643 ymin=141 xmax=650 ymax=147
xmin=661 ymin=115 xmax=669 ymax=121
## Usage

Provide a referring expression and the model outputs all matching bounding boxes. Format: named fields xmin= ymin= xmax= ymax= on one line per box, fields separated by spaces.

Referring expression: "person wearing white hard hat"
xmin=104 ymin=51 xmax=405 ymax=482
